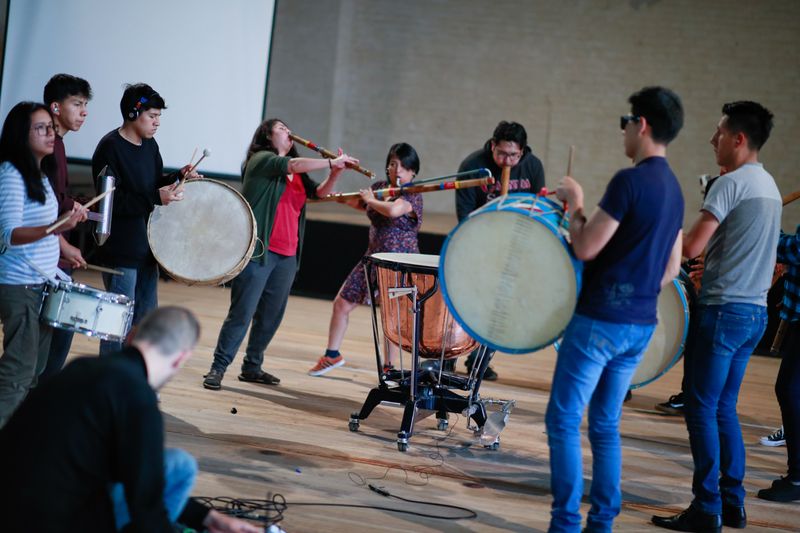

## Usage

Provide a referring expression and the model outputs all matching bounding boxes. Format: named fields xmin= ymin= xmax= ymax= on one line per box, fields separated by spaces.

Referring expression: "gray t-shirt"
xmin=700 ymin=162 xmax=781 ymax=306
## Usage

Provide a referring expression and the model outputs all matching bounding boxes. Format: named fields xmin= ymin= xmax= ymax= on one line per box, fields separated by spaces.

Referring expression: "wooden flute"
xmin=315 ymin=176 xmax=495 ymax=202
xmin=289 ymin=133 xmax=376 ymax=179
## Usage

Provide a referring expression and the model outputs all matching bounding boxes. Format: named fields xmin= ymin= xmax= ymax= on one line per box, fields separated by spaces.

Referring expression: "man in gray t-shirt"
xmin=653 ymin=101 xmax=781 ymax=532
xmin=700 ymin=163 xmax=781 ymax=305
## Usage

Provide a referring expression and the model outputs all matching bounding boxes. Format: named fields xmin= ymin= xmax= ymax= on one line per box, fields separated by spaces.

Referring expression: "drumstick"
xmin=176 ymin=148 xmax=210 ymax=190
xmin=560 ymin=145 xmax=574 ymax=229
xmin=82 ymin=264 xmax=124 ymax=276
xmin=45 ymin=188 xmax=115 ymax=234
xmin=188 ymin=147 xmax=198 ymax=168
xmin=783 ymin=189 xmax=800 ymax=206
xmin=564 ymin=145 xmax=575 ymax=185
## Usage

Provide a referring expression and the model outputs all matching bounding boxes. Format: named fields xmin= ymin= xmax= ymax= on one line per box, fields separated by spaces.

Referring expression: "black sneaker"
xmin=757 ymin=476 xmax=800 ymax=502
xmin=203 ymin=369 xmax=224 ymax=390
xmin=655 ymin=392 xmax=684 ymax=415
xmin=759 ymin=426 xmax=785 ymax=447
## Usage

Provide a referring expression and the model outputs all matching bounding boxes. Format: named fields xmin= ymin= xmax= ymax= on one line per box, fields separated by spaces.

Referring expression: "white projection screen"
xmin=0 ymin=0 xmax=276 ymax=177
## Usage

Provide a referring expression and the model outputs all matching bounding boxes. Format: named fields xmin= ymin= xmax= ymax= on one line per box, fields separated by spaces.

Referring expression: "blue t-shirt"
xmin=575 ymin=156 xmax=684 ymax=324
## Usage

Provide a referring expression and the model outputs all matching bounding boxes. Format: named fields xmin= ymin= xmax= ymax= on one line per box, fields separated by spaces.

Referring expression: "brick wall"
xmin=266 ymin=0 xmax=800 ymax=229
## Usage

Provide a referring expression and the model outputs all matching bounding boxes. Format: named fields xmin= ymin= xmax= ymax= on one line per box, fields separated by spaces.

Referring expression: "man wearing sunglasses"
xmin=453 ymin=120 xmax=545 ymax=380
xmin=547 ymin=86 xmax=684 ymax=532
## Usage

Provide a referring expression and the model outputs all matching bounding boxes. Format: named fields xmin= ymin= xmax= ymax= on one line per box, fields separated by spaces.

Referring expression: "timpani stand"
xmin=348 ymin=253 xmax=512 ymax=452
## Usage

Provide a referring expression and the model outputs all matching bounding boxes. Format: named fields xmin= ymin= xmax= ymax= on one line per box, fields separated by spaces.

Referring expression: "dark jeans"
xmin=684 ymin=303 xmax=768 ymax=513
xmin=776 ymin=320 xmax=800 ymax=481
xmin=40 ymin=268 xmax=74 ymax=381
xmin=99 ymin=262 xmax=159 ymax=356
xmin=210 ymin=253 xmax=297 ymax=374
xmin=0 ymin=284 xmax=52 ymax=428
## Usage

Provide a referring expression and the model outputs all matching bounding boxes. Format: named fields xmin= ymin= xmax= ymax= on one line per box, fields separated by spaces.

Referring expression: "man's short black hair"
xmin=721 ymin=101 xmax=774 ymax=151
xmin=628 ymin=86 xmax=683 ymax=144
xmin=120 ymin=83 xmax=166 ymax=122
xmin=43 ymin=74 xmax=92 ymax=105
xmin=492 ymin=121 xmax=527 ymax=149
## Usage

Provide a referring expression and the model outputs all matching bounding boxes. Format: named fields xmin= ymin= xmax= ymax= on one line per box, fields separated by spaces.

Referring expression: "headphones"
xmin=128 ymin=96 xmax=149 ymax=120
xmin=52 ymin=104 xmax=59 ymax=113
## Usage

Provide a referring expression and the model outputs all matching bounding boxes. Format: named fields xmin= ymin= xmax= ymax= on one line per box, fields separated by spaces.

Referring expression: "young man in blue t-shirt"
xmin=653 ymin=101 xmax=781 ymax=531
xmin=546 ymin=86 xmax=684 ymax=533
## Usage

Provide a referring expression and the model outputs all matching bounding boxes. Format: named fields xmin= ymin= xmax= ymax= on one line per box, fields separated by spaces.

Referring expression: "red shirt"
xmin=268 ymin=173 xmax=307 ymax=256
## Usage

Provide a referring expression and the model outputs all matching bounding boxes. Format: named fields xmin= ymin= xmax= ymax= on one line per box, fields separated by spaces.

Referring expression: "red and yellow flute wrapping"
xmin=289 ymin=133 xmax=376 ymax=179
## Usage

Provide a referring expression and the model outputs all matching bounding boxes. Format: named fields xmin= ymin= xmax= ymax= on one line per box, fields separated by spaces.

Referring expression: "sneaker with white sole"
xmin=759 ymin=426 xmax=785 ymax=447
xmin=308 ymin=355 xmax=345 ymax=376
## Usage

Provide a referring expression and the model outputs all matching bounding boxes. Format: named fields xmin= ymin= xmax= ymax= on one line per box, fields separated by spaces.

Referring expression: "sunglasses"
xmin=620 ymin=114 xmax=641 ymax=130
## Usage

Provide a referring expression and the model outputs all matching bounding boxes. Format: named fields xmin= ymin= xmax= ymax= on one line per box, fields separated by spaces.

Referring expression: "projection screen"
xmin=0 ymin=0 xmax=276 ymax=177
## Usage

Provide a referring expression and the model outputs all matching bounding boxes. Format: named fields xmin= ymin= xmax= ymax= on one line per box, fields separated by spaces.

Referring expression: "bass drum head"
xmin=148 ymin=179 xmax=256 ymax=286
xmin=629 ymin=278 xmax=689 ymax=389
xmin=441 ymin=209 xmax=579 ymax=353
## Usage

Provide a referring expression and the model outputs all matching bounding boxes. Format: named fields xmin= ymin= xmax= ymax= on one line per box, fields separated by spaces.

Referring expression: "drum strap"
xmin=0 ymin=246 xmax=72 ymax=284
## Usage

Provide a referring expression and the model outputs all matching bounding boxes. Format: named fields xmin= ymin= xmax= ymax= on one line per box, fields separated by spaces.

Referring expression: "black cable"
xmin=196 ymin=413 xmax=483 ymax=525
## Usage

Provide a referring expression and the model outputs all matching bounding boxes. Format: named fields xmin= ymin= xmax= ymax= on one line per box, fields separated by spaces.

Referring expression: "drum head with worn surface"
xmin=440 ymin=208 xmax=580 ymax=353
xmin=148 ymin=179 xmax=256 ymax=285
xmin=629 ymin=278 xmax=690 ymax=388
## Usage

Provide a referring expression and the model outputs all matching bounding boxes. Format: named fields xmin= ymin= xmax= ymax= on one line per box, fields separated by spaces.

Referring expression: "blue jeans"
xmin=546 ymin=314 xmax=655 ymax=533
xmin=110 ymin=448 xmax=197 ymax=529
xmin=99 ymin=262 xmax=159 ymax=356
xmin=684 ymin=303 xmax=767 ymax=513
xmin=211 ymin=253 xmax=297 ymax=374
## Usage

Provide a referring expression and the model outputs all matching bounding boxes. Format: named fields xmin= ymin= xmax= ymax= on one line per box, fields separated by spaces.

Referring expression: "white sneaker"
xmin=759 ymin=426 xmax=785 ymax=447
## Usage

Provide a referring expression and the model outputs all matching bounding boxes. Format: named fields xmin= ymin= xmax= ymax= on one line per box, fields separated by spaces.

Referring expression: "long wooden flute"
xmin=316 ymin=176 xmax=495 ymax=202
xmin=289 ymin=133 xmax=376 ymax=179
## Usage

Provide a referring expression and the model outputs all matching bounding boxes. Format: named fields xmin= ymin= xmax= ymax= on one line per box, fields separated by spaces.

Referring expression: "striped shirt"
xmin=0 ymin=161 xmax=59 ymax=284
xmin=778 ymin=224 xmax=800 ymax=323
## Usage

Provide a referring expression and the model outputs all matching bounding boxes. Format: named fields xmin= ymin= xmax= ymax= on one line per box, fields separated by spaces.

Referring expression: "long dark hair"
xmin=0 ymin=101 xmax=56 ymax=203
xmin=242 ymin=118 xmax=299 ymax=178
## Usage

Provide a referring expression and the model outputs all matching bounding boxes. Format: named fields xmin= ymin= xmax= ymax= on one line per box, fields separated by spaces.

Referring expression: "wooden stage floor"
xmin=22 ymin=271 xmax=800 ymax=531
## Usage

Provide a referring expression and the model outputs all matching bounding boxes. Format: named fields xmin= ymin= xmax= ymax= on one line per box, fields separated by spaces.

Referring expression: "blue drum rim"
xmin=439 ymin=193 xmax=582 ymax=354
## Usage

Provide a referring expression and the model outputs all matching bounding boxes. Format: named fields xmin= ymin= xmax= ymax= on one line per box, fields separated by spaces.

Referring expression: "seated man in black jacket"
xmin=0 ymin=306 xmax=260 ymax=532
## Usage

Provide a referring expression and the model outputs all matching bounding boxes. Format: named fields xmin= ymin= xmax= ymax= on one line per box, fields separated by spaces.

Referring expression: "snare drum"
xmin=41 ymin=281 xmax=133 ymax=342
xmin=370 ymin=252 xmax=477 ymax=359
xmin=629 ymin=271 xmax=693 ymax=389
xmin=147 ymin=179 xmax=256 ymax=286
xmin=440 ymin=194 xmax=582 ymax=353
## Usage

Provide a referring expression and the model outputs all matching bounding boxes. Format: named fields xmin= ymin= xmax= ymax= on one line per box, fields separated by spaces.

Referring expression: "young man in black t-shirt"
xmin=92 ymin=83 xmax=198 ymax=356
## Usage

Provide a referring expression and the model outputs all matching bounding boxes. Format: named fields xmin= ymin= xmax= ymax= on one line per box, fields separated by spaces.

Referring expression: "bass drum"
xmin=440 ymin=194 xmax=582 ymax=353
xmin=629 ymin=270 xmax=694 ymax=389
xmin=147 ymin=179 xmax=256 ymax=286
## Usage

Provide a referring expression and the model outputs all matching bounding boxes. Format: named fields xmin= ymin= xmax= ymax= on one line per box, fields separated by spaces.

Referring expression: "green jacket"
xmin=241 ymin=151 xmax=319 ymax=268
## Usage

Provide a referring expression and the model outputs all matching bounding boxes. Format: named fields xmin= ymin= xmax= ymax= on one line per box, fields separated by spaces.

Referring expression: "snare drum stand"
xmin=349 ymin=267 xmax=493 ymax=452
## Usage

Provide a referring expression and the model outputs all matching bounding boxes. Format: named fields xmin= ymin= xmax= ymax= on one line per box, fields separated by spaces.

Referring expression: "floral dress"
xmin=338 ymin=180 xmax=423 ymax=304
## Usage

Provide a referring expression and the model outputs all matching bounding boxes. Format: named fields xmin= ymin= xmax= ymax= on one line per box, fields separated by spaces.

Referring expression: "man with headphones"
xmin=39 ymin=74 xmax=92 ymax=379
xmin=91 ymin=83 xmax=199 ymax=356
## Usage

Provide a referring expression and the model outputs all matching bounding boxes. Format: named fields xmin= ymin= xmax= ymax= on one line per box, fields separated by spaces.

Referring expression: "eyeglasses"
xmin=31 ymin=123 xmax=55 ymax=136
xmin=493 ymin=148 xmax=523 ymax=160
xmin=620 ymin=115 xmax=641 ymax=130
